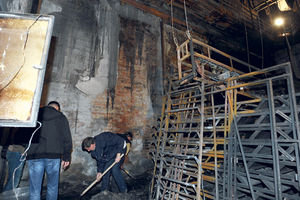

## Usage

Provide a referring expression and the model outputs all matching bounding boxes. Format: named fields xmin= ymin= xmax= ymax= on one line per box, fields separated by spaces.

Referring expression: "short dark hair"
xmin=48 ymin=101 xmax=60 ymax=111
xmin=82 ymin=137 xmax=95 ymax=151
xmin=124 ymin=131 xmax=133 ymax=138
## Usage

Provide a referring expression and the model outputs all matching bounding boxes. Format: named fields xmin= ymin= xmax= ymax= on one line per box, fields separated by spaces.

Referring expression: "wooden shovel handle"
xmin=80 ymin=154 xmax=124 ymax=196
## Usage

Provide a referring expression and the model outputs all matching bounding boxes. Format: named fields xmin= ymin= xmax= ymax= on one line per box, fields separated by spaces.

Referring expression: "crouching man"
xmin=82 ymin=132 xmax=128 ymax=193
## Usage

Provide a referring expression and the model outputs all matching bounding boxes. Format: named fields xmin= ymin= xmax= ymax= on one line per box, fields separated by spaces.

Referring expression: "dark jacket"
xmin=26 ymin=106 xmax=72 ymax=161
xmin=91 ymin=132 xmax=126 ymax=173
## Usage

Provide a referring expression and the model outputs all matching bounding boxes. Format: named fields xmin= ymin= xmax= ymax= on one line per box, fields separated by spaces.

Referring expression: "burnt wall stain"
xmin=112 ymin=16 xmax=162 ymax=132
xmin=145 ymin=33 xmax=161 ymax=112
xmin=118 ymin=16 xmax=163 ymax=117
xmin=94 ymin=4 xmax=119 ymax=112
xmin=49 ymin=0 xmax=97 ymax=86
xmin=89 ymin=34 xmax=99 ymax=78
xmin=119 ymin=17 xmax=149 ymax=94
xmin=118 ymin=16 xmax=163 ymax=123
xmin=136 ymin=28 xmax=145 ymax=65
xmin=107 ymin=88 xmax=115 ymax=113
xmin=107 ymin=88 xmax=115 ymax=112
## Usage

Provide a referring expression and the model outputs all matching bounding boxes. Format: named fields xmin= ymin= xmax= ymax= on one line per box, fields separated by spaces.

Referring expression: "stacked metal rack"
xmin=150 ymin=37 xmax=300 ymax=200
xmin=223 ymin=64 xmax=300 ymax=199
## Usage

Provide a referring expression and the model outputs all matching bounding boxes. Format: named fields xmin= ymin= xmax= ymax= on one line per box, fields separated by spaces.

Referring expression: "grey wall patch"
xmin=40 ymin=0 xmax=62 ymax=14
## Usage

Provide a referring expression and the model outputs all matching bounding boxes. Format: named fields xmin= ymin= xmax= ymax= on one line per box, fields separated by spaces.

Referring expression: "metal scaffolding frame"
xmin=150 ymin=38 xmax=300 ymax=200
xmin=223 ymin=64 xmax=300 ymax=199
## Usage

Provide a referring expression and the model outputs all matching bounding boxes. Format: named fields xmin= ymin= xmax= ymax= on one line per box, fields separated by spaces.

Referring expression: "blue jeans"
xmin=100 ymin=156 xmax=127 ymax=192
xmin=28 ymin=158 xmax=60 ymax=200
xmin=3 ymin=151 xmax=25 ymax=191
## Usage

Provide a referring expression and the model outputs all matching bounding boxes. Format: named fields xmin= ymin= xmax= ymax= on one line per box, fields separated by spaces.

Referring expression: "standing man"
xmin=27 ymin=101 xmax=72 ymax=200
xmin=82 ymin=132 xmax=128 ymax=193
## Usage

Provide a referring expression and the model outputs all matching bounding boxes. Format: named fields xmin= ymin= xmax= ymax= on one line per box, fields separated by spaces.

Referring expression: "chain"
xmin=170 ymin=0 xmax=179 ymax=47
xmin=183 ymin=0 xmax=191 ymax=39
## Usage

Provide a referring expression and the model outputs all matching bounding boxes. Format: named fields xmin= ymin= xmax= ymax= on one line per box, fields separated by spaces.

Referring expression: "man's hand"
xmin=96 ymin=172 xmax=102 ymax=182
xmin=61 ymin=161 xmax=70 ymax=170
xmin=115 ymin=153 xmax=121 ymax=163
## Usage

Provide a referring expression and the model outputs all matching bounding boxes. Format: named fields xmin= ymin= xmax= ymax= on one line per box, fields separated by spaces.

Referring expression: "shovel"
xmin=80 ymin=154 xmax=124 ymax=197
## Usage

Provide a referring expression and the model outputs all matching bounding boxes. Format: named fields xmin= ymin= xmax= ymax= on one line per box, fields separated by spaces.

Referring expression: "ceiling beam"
xmin=121 ymin=0 xmax=208 ymax=36
xmin=121 ymin=0 xmax=185 ymax=26
xmin=253 ymin=0 xmax=277 ymax=12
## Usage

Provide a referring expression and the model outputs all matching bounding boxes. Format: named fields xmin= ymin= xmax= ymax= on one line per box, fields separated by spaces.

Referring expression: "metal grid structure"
xmin=150 ymin=78 xmax=214 ymax=199
xmin=150 ymin=38 xmax=300 ymax=199
xmin=222 ymin=64 xmax=300 ymax=199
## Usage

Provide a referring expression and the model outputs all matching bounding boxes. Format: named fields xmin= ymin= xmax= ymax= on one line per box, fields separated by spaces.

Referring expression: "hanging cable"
xmin=257 ymin=15 xmax=264 ymax=69
xmin=12 ymin=121 xmax=42 ymax=200
xmin=170 ymin=0 xmax=179 ymax=47
xmin=183 ymin=0 xmax=191 ymax=39
xmin=243 ymin=21 xmax=251 ymax=72
xmin=237 ymin=1 xmax=250 ymax=72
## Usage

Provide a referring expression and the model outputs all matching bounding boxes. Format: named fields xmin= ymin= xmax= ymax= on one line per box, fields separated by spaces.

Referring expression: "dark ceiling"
xmin=121 ymin=0 xmax=300 ymax=68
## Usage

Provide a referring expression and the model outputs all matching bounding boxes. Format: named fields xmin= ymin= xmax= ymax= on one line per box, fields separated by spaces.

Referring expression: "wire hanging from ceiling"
xmin=170 ymin=0 xmax=192 ymax=45
xmin=243 ymin=21 xmax=251 ymax=72
xmin=170 ymin=0 xmax=179 ymax=47
xmin=239 ymin=1 xmax=252 ymax=72
xmin=183 ymin=0 xmax=191 ymax=39
xmin=257 ymin=14 xmax=264 ymax=69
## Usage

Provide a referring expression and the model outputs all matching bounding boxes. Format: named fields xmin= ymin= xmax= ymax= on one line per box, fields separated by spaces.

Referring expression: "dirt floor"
xmin=59 ymin=167 xmax=152 ymax=200
xmin=0 ymin=163 xmax=152 ymax=200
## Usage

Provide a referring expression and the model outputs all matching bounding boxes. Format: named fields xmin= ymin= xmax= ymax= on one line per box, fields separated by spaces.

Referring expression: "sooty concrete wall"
xmin=38 ymin=0 xmax=162 ymax=176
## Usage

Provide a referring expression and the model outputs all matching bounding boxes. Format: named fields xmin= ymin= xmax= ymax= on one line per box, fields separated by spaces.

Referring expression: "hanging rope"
xmin=170 ymin=0 xmax=179 ymax=47
xmin=183 ymin=0 xmax=191 ymax=39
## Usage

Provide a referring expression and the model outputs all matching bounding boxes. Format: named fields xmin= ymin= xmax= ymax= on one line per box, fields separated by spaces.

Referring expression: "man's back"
xmin=27 ymin=106 xmax=72 ymax=161
xmin=26 ymin=101 xmax=72 ymax=200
